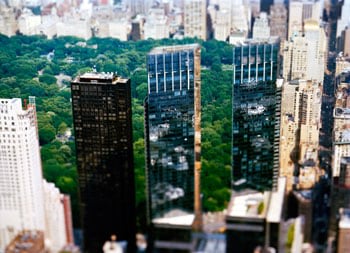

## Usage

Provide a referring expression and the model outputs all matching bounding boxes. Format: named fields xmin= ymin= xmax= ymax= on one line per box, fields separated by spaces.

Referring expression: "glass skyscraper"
xmin=145 ymin=44 xmax=202 ymax=227
xmin=71 ymin=72 xmax=136 ymax=253
xmin=232 ymin=38 xmax=281 ymax=191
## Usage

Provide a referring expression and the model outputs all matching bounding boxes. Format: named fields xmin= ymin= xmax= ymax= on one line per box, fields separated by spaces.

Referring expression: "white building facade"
xmin=0 ymin=98 xmax=45 ymax=251
xmin=43 ymin=180 xmax=67 ymax=253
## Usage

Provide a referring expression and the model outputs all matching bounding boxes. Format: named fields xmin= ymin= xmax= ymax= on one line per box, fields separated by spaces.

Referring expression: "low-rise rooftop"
xmin=148 ymin=44 xmax=200 ymax=55
xmin=339 ymin=208 xmax=350 ymax=229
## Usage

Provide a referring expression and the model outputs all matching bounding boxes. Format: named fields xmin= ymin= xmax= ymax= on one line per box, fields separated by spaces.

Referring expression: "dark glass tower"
xmin=71 ymin=72 xmax=136 ymax=253
xmin=145 ymin=44 xmax=202 ymax=227
xmin=232 ymin=38 xmax=281 ymax=191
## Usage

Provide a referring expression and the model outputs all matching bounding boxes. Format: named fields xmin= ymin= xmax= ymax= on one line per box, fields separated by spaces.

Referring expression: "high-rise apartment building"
xmin=145 ymin=44 xmax=201 ymax=251
xmin=71 ymin=72 xmax=136 ymax=253
xmin=283 ymin=20 xmax=327 ymax=83
xmin=184 ymin=0 xmax=207 ymax=40
xmin=213 ymin=9 xmax=231 ymax=41
xmin=288 ymin=0 xmax=323 ymax=39
xmin=0 ymin=98 xmax=45 ymax=251
xmin=332 ymin=70 xmax=350 ymax=178
xmin=269 ymin=3 xmax=287 ymax=41
xmin=232 ymin=38 xmax=281 ymax=191
xmin=280 ymin=79 xmax=322 ymax=191
xmin=127 ymin=0 xmax=153 ymax=15
xmin=252 ymin=12 xmax=270 ymax=40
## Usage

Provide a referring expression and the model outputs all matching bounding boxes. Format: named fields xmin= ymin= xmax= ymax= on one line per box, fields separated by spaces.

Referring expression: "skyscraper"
xmin=232 ymin=38 xmax=281 ymax=191
xmin=283 ymin=20 xmax=327 ymax=83
xmin=269 ymin=3 xmax=287 ymax=41
xmin=332 ymin=70 xmax=350 ymax=178
xmin=0 ymin=98 xmax=45 ymax=250
xmin=252 ymin=12 xmax=270 ymax=40
xmin=288 ymin=0 xmax=323 ymax=39
xmin=71 ymin=72 xmax=136 ymax=253
xmin=145 ymin=44 xmax=201 ymax=250
xmin=280 ymin=79 xmax=322 ymax=191
xmin=184 ymin=0 xmax=207 ymax=40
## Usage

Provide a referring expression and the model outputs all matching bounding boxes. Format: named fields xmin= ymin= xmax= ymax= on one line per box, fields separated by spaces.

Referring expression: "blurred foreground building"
xmin=336 ymin=208 xmax=350 ymax=253
xmin=0 ymin=98 xmax=45 ymax=251
xmin=5 ymin=230 xmax=45 ymax=253
xmin=225 ymin=177 xmax=286 ymax=253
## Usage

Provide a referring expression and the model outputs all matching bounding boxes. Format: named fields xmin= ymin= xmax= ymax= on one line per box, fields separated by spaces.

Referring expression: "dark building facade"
xmin=71 ymin=72 xmax=136 ymax=253
xmin=232 ymin=38 xmax=281 ymax=191
xmin=145 ymin=44 xmax=202 ymax=232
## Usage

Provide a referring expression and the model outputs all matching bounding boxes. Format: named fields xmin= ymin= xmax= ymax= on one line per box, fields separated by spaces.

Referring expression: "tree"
xmin=39 ymin=74 xmax=57 ymax=85
xmin=58 ymin=122 xmax=68 ymax=135
xmin=39 ymin=125 xmax=56 ymax=145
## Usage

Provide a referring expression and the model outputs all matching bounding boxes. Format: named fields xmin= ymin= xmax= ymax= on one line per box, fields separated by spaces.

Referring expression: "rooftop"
xmin=227 ymin=189 xmax=267 ymax=218
xmin=73 ymin=71 xmax=128 ymax=84
xmin=339 ymin=208 xmax=350 ymax=229
xmin=153 ymin=213 xmax=194 ymax=227
xmin=227 ymin=177 xmax=286 ymax=222
xmin=148 ymin=43 xmax=200 ymax=55
xmin=5 ymin=230 xmax=44 ymax=253
xmin=231 ymin=36 xmax=279 ymax=47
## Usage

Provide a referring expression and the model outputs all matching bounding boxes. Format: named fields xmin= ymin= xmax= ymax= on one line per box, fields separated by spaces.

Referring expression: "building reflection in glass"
xmin=145 ymin=44 xmax=201 ymax=221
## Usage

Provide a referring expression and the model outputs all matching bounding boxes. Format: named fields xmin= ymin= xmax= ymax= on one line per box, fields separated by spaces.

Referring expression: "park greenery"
xmin=0 ymin=34 xmax=233 ymax=231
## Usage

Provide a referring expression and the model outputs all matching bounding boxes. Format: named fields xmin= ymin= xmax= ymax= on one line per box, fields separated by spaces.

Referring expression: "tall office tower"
xmin=336 ymin=0 xmax=350 ymax=38
xmin=280 ymin=80 xmax=322 ymax=191
xmin=283 ymin=20 xmax=327 ymax=83
xmin=0 ymin=98 xmax=45 ymax=251
xmin=232 ymin=38 xmax=281 ymax=191
xmin=288 ymin=0 xmax=323 ymax=39
xmin=338 ymin=27 xmax=350 ymax=57
xmin=332 ymin=70 xmax=350 ymax=178
xmin=145 ymin=44 xmax=201 ymax=251
xmin=184 ymin=0 xmax=207 ymax=40
xmin=269 ymin=3 xmax=287 ymax=41
xmin=252 ymin=12 xmax=270 ymax=40
xmin=71 ymin=72 xmax=136 ymax=253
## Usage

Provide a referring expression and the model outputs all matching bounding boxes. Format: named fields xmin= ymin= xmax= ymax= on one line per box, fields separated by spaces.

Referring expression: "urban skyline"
xmin=1 ymin=0 xmax=350 ymax=252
